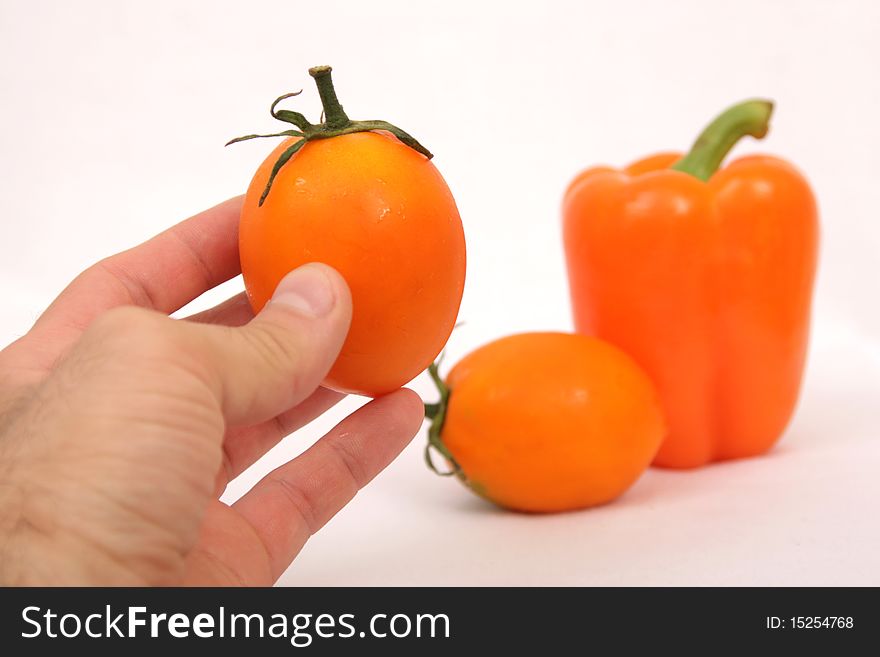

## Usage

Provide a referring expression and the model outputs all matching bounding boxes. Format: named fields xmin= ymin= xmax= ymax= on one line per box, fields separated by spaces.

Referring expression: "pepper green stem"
xmin=671 ymin=99 xmax=774 ymax=181
xmin=308 ymin=65 xmax=350 ymax=129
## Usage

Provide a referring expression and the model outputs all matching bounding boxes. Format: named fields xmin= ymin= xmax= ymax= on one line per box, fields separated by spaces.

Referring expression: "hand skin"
xmin=0 ymin=197 xmax=424 ymax=586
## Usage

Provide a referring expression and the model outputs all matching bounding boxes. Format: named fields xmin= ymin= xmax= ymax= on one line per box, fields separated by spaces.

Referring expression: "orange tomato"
xmin=236 ymin=67 xmax=466 ymax=397
xmin=240 ymin=133 xmax=466 ymax=396
xmin=431 ymin=333 xmax=666 ymax=512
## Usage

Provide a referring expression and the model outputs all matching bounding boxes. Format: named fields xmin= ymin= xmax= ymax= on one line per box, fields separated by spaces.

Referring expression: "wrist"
xmin=0 ymin=434 xmax=57 ymax=586
xmin=0 ymin=474 xmax=27 ymax=585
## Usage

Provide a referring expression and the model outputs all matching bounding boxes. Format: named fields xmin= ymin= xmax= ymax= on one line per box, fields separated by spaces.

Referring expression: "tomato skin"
xmin=239 ymin=132 xmax=466 ymax=396
xmin=441 ymin=332 xmax=666 ymax=513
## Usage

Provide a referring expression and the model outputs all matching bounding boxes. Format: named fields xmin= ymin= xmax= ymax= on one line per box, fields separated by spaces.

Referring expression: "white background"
xmin=1 ymin=0 xmax=878 ymax=585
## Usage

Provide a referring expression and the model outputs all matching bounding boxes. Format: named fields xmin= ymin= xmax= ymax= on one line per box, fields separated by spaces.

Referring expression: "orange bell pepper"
xmin=562 ymin=100 xmax=819 ymax=468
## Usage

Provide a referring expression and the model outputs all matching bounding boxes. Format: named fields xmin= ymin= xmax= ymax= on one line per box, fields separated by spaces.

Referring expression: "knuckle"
xmin=326 ymin=435 xmax=367 ymax=489
xmin=88 ymin=305 xmax=147 ymax=336
xmin=269 ymin=476 xmax=320 ymax=535
xmin=92 ymin=256 xmax=156 ymax=308
xmin=86 ymin=307 xmax=183 ymax=361
xmin=244 ymin=322 xmax=304 ymax=377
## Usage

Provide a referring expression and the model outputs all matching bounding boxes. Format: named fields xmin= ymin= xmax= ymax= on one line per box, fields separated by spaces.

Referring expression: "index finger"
xmin=34 ymin=196 xmax=244 ymax=338
xmin=232 ymin=389 xmax=424 ymax=581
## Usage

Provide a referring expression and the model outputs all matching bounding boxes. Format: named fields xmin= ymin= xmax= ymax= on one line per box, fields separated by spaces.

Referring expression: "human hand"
xmin=0 ymin=197 xmax=423 ymax=586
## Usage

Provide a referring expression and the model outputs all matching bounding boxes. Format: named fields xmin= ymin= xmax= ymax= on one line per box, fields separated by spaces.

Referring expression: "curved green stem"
xmin=227 ymin=64 xmax=433 ymax=205
xmin=423 ymin=361 xmax=460 ymax=477
xmin=672 ymin=99 xmax=774 ymax=181
xmin=224 ymin=129 xmax=302 ymax=147
xmin=260 ymin=139 xmax=307 ymax=205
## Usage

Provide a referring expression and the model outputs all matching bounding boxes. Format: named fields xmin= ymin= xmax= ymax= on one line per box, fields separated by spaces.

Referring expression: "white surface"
xmin=1 ymin=0 xmax=878 ymax=585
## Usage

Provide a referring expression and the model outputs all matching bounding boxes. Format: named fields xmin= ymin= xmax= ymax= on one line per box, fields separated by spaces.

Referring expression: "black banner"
xmin=0 ymin=587 xmax=872 ymax=654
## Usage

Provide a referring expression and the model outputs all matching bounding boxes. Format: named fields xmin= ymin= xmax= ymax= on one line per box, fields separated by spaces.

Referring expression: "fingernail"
xmin=270 ymin=264 xmax=337 ymax=318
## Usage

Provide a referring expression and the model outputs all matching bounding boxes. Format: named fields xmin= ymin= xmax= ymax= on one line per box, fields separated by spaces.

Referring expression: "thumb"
xmin=187 ymin=262 xmax=352 ymax=426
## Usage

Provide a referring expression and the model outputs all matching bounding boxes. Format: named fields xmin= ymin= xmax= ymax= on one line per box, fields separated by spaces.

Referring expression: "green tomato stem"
xmin=226 ymin=64 xmax=433 ymax=206
xmin=424 ymin=361 xmax=460 ymax=477
xmin=308 ymin=65 xmax=350 ymax=129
